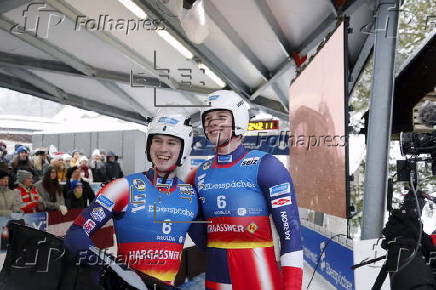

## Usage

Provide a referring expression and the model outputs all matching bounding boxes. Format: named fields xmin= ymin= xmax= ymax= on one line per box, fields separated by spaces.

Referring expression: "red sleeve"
xmin=282 ymin=266 xmax=303 ymax=290
xmin=94 ymin=178 xmax=130 ymax=213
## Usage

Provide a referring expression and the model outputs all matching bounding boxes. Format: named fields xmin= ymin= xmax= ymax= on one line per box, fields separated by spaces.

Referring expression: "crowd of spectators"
xmin=0 ymin=141 xmax=123 ymax=216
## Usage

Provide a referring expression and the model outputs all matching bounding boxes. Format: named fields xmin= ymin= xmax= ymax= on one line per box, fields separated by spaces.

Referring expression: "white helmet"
xmin=200 ymin=90 xmax=250 ymax=137
xmin=146 ymin=114 xmax=193 ymax=166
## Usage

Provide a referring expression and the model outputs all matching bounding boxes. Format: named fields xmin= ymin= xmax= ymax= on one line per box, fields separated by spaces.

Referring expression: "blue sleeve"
xmin=187 ymin=216 xmax=207 ymax=250
xmin=187 ymin=176 xmax=207 ymax=250
xmin=64 ymin=200 xmax=113 ymax=262
xmin=64 ymin=178 xmax=129 ymax=262
xmin=188 ymin=170 xmax=207 ymax=250
xmin=257 ymin=154 xmax=303 ymax=255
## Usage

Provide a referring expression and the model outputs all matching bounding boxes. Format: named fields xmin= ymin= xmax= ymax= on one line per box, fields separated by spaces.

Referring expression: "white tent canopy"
xmin=0 ymin=0 xmax=376 ymax=125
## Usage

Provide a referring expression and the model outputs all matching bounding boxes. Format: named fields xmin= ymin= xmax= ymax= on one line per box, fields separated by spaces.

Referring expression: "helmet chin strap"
xmin=214 ymin=131 xmax=238 ymax=157
xmin=152 ymin=150 xmax=182 ymax=186
xmin=152 ymin=164 xmax=177 ymax=186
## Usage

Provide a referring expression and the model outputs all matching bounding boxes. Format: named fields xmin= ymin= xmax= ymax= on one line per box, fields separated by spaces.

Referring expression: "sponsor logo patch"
xmin=128 ymin=249 xmax=181 ymax=261
xmin=200 ymin=180 xmax=256 ymax=191
xmin=83 ymin=219 xmax=96 ymax=235
xmin=197 ymin=173 xmax=206 ymax=190
xmin=158 ymin=117 xmax=178 ymax=125
xmin=178 ymin=184 xmax=195 ymax=203
xmin=148 ymin=205 xmax=195 ymax=218
xmin=131 ymin=204 xmax=146 ymax=213
xmin=191 ymin=159 xmax=204 ymax=166
xmin=178 ymin=184 xmax=194 ymax=195
xmin=237 ymin=208 xmax=247 ymax=216
xmin=96 ymin=195 xmax=115 ymax=211
xmin=218 ymin=155 xmax=232 ymax=163
xmin=280 ymin=211 xmax=291 ymax=240
xmin=241 ymin=157 xmax=260 ymax=166
xmin=246 ymin=222 xmax=258 ymax=234
xmin=202 ymin=161 xmax=212 ymax=170
xmin=208 ymin=94 xmax=220 ymax=101
xmin=208 ymin=224 xmax=245 ymax=233
xmin=133 ymin=179 xmax=146 ymax=190
xmin=214 ymin=210 xmax=231 ymax=215
xmin=90 ymin=207 xmax=106 ymax=222
xmin=269 ymin=182 xmax=291 ymax=197
xmin=271 ymin=196 xmax=292 ymax=208
xmin=156 ymin=235 xmax=176 ymax=242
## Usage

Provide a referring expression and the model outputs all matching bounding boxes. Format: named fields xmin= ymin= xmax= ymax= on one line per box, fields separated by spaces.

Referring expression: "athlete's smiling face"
xmin=150 ymin=134 xmax=182 ymax=171
xmin=204 ymin=110 xmax=233 ymax=145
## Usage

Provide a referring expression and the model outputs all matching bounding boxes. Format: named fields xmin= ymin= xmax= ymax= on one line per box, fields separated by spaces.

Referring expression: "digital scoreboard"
xmin=247 ymin=120 xmax=279 ymax=131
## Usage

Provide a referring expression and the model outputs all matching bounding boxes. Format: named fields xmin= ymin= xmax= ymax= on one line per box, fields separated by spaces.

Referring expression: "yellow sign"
xmin=247 ymin=120 xmax=279 ymax=131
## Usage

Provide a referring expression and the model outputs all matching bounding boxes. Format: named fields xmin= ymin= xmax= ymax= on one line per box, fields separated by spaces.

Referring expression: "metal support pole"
xmin=362 ymin=0 xmax=400 ymax=239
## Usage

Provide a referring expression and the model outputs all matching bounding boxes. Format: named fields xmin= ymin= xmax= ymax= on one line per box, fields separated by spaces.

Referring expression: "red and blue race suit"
xmin=64 ymin=170 xmax=198 ymax=284
xmin=194 ymin=145 xmax=303 ymax=290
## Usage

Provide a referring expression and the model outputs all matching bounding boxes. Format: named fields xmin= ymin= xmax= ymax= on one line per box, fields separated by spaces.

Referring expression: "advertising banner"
xmin=302 ymin=225 xmax=354 ymax=290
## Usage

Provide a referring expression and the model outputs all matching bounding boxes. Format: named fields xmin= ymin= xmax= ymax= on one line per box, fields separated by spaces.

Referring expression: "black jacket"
xmin=64 ymin=179 xmax=95 ymax=209
xmin=90 ymin=162 xmax=107 ymax=183
xmin=104 ymin=161 xmax=123 ymax=182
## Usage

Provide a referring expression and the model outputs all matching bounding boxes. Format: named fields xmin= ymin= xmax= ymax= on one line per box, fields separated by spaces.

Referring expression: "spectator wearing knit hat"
xmin=50 ymin=155 xmax=67 ymax=183
xmin=11 ymin=146 xmax=35 ymax=178
xmin=0 ymin=170 xmax=21 ymax=216
xmin=89 ymin=149 xmax=106 ymax=182
xmin=62 ymin=153 xmax=72 ymax=169
xmin=14 ymin=170 xmax=44 ymax=213
xmin=78 ymin=156 xmax=93 ymax=183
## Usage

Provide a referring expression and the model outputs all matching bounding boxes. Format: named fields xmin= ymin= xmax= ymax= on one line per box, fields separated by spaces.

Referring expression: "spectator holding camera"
xmin=78 ymin=156 xmax=93 ymax=183
xmin=70 ymin=150 xmax=81 ymax=168
xmin=89 ymin=149 xmax=106 ymax=182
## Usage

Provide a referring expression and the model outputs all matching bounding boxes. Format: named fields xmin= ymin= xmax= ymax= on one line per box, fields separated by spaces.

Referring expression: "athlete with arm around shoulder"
xmin=64 ymin=114 xmax=201 ymax=286
xmin=194 ymin=90 xmax=303 ymax=290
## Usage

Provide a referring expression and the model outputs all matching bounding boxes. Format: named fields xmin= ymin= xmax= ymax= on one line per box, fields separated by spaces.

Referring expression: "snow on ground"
xmin=303 ymin=262 xmax=336 ymax=290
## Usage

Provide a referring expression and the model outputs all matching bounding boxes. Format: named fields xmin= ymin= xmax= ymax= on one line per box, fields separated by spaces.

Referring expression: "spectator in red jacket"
xmin=14 ymin=170 xmax=44 ymax=213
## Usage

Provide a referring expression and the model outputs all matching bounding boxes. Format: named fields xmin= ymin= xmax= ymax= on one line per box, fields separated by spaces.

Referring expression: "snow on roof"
xmin=396 ymin=29 xmax=436 ymax=78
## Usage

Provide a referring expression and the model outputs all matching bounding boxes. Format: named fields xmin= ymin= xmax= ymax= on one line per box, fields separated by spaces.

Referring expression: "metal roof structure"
xmin=0 ymin=0 xmax=377 ymax=125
